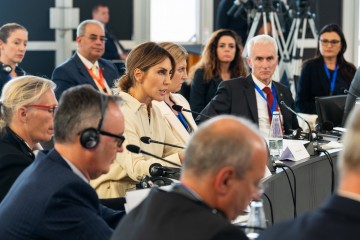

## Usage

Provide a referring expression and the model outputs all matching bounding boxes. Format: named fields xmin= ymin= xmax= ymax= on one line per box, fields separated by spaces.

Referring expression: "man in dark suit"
xmin=0 ymin=85 xmax=125 ymax=239
xmin=258 ymin=106 xmax=360 ymax=240
xmin=198 ymin=34 xmax=299 ymax=136
xmin=92 ymin=4 xmax=128 ymax=61
xmin=52 ymin=19 xmax=119 ymax=100
xmin=111 ymin=115 xmax=268 ymax=240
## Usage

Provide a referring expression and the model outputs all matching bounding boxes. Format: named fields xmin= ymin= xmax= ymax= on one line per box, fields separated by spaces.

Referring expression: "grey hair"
xmin=246 ymin=34 xmax=278 ymax=58
xmin=76 ymin=19 xmax=104 ymax=37
xmin=54 ymin=85 xmax=122 ymax=143
xmin=183 ymin=115 xmax=262 ymax=178
xmin=338 ymin=106 xmax=360 ymax=176
xmin=0 ymin=76 xmax=56 ymax=131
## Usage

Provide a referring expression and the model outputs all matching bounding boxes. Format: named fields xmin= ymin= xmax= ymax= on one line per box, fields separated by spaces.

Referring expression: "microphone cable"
xmin=273 ymin=162 xmax=297 ymax=218
xmin=262 ymin=193 xmax=274 ymax=226
xmin=317 ymin=149 xmax=335 ymax=193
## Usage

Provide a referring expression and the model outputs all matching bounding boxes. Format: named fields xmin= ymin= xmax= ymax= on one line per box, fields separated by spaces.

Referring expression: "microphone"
xmin=126 ymin=144 xmax=182 ymax=168
xmin=280 ymin=101 xmax=312 ymax=141
xmin=172 ymin=104 xmax=211 ymax=119
xmin=344 ymin=89 xmax=359 ymax=98
xmin=149 ymin=163 xmax=178 ymax=177
xmin=140 ymin=136 xmax=185 ymax=149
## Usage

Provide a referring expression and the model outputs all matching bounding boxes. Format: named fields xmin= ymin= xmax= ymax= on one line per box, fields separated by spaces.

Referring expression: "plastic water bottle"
xmin=355 ymin=97 xmax=360 ymax=105
xmin=268 ymin=111 xmax=283 ymax=160
xmin=245 ymin=200 xmax=267 ymax=239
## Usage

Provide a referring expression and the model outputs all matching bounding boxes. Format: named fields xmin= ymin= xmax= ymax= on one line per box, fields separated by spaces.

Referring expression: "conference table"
xmin=262 ymin=148 xmax=341 ymax=225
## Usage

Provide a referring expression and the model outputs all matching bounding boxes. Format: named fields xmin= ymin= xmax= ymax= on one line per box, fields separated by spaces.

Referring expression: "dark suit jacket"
xmin=0 ymin=149 xmax=124 ymax=240
xmin=0 ymin=65 xmax=26 ymax=95
xmin=51 ymin=53 xmax=119 ymax=99
xmin=198 ymin=75 xmax=299 ymax=134
xmin=190 ymin=68 xmax=222 ymax=118
xmin=295 ymin=58 xmax=353 ymax=114
xmin=0 ymin=127 xmax=34 ymax=202
xmin=111 ymin=187 xmax=247 ymax=240
xmin=258 ymin=195 xmax=360 ymax=240
xmin=103 ymin=28 xmax=127 ymax=60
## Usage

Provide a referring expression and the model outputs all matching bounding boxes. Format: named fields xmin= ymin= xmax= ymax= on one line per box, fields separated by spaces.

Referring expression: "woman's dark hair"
xmin=0 ymin=23 xmax=27 ymax=43
xmin=188 ymin=29 xmax=248 ymax=83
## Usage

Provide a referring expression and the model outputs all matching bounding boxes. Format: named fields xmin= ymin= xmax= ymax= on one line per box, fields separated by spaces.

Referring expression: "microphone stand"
xmin=280 ymin=101 xmax=316 ymax=156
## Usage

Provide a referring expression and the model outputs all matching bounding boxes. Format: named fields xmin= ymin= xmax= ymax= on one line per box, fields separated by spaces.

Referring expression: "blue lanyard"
xmin=254 ymin=83 xmax=278 ymax=117
xmin=323 ymin=62 xmax=338 ymax=95
xmin=165 ymin=102 xmax=190 ymax=132
xmin=7 ymin=73 xmax=12 ymax=81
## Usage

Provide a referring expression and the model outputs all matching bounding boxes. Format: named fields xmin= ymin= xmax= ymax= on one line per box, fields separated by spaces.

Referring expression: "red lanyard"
xmin=87 ymin=67 xmax=109 ymax=94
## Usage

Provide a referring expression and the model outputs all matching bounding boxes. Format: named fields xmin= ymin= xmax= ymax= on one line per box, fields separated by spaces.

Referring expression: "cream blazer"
xmin=91 ymin=92 xmax=182 ymax=198
xmin=152 ymin=93 xmax=198 ymax=145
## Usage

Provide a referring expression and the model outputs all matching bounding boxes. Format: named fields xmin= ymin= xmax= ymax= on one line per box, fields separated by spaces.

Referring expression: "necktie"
xmin=263 ymin=86 xmax=275 ymax=122
xmin=91 ymin=65 xmax=99 ymax=78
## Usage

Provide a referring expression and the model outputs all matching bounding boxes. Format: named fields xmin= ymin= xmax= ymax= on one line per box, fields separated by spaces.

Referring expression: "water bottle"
xmin=268 ymin=111 xmax=283 ymax=160
xmin=355 ymin=97 xmax=360 ymax=105
xmin=245 ymin=200 xmax=267 ymax=239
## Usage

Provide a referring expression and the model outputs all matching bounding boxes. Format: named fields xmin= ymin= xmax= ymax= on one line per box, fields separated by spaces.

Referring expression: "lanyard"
xmin=254 ymin=83 xmax=278 ymax=117
xmin=323 ymin=62 xmax=338 ymax=95
xmin=165 ymin=101 xmax=191 ymax=132
xmin=87 ymin=67 xmax=109 ymax=94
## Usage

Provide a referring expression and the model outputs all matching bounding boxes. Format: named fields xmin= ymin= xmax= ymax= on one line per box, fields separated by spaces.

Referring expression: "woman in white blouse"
xmin=91 ymin=42 xmax=183 ymax=198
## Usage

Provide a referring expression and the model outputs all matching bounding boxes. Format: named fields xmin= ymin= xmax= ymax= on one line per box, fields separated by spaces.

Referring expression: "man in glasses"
xmin=111 ymin=115 xmax=268 ymax=240
xmin=52 ymin=19 xmax=119 ymax=100
xmin=0 ymin=85 xmax=125 ymax=239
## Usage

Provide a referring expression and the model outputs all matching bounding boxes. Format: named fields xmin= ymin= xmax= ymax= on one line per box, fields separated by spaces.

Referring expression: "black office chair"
xmin=315 ymin=95 xmax=347 ymax=129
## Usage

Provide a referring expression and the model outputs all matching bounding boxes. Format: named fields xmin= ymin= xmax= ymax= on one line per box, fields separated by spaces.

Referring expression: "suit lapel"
xmin=73 ymin=54 xmax=98 ymax=88
xmin=244 ymin=75 xmax=259 ymax=123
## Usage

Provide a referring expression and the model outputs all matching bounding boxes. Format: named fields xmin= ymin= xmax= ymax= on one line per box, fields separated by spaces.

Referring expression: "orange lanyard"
xmin=87 ymin=67 xmax=109 ymax=94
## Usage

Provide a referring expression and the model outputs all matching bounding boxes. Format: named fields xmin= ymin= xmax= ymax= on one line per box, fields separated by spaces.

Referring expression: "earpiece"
xmin=1 ymin=63 xmax=12 ymax=73
xmin=79 ymin=94 xmax=108 ymax=149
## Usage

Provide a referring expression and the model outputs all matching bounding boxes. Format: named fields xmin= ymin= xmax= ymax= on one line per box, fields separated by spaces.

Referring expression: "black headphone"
xmin=1 ymin=62 xmax=12 ymax=73
xmin=80 ymin=94 xmax=108 ymax=149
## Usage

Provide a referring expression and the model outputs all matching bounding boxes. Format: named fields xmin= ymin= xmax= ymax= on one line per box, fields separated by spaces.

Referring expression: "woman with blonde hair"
xmin=188 ymin=29 xmax=248 ymax=116
xmin=0 ymin=76 xmax=57 ymax=202
xmin=152 ymin=42 xmax=197 ymax=145
xmin=91 ymin=42 xmax=183 ymax=198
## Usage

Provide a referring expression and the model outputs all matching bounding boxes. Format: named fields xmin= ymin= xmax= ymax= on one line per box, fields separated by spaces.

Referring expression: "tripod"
xmin=242 ymin=1 xmax=292 ymax=83
xmin=286 ymin=5 xmax=317 ymax=96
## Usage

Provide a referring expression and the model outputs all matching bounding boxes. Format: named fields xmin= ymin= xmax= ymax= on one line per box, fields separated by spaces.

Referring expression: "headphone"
xmin=1 ymin=62 xmax=12 ymax=73
xmin=80 ymin=94 xmax=108 ymax=149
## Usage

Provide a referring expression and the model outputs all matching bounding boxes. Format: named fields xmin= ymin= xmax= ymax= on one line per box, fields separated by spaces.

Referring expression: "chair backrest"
xmin=315 ymin=95 xmax=347 ymax=129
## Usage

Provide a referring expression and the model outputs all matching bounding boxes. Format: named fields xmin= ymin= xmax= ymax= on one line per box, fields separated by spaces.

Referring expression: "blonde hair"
xmin=158 ymin=42 xmax=188 ymax=64
xmin=0 ymin=76 xmax=56 ymax=130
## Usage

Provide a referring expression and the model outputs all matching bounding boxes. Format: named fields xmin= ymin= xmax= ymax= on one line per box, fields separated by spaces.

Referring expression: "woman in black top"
xmin=0 ymin=76 xmax=57 ymax=202
xmin=295 ymin=24 xmax=356 ymax=114
xmin=0 ymin=23 xmax=27 ymax=95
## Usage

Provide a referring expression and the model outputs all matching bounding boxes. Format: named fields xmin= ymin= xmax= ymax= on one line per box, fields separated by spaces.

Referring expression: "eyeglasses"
xmin=320 ymin=39 xmax=341 ymax=46
xmin=25 ymin=104 xmax=57 ymax=116
xmin=99 ymin=130 xmax=125 ymax=147
xmin=83 ymin=34 xmax=107 ymax=43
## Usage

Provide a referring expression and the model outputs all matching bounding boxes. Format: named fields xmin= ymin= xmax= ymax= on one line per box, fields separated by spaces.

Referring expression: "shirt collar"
xmin=252 ymin=74 xmax=272 ymax=90
xmin=76 ymin=52 xmax=99 ymax=70
xmin=61 ymin=155 xmax=89 ymax=183
xmin=119 ymin=91 xmax=148 ymax=112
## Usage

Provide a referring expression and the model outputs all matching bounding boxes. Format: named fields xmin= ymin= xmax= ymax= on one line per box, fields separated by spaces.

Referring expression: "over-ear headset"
xmin=80 ymin=94 xmax=108 ymax=149
xmin=1 ymin=62 xmax=12 ymax=73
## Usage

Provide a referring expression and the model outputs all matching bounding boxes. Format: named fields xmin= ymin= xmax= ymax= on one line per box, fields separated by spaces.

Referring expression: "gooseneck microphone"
xmin=344 ymin=89 xmax=359 ymax=98
xmin=280 ymin=101 xmax=312 ymax=141
xmin=149 ymin=163 xmax=178 ymax=177
xmin=172 ymin=104 xmax=211 ymax=119
xmin=140 ymin=136 xmax=185 ymax=149
xmin=126 ymin=144 xmax=181 ymax=168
